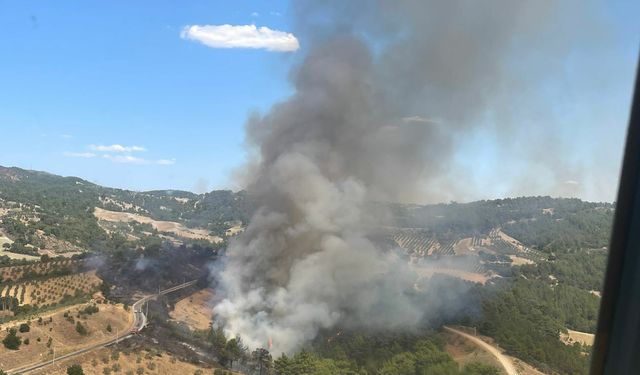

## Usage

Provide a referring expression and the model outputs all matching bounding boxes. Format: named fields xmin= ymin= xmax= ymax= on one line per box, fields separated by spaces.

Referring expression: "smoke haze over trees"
xmin=213 ymin=0 xmax=621 ymax=354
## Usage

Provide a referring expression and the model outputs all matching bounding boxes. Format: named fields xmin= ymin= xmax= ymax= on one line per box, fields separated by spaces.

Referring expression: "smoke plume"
xmin=213 ymin=0 xmax=615 ymax=353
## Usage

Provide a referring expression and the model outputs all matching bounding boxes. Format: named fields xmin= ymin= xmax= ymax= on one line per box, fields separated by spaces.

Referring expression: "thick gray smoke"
xmin=213 ymin=0 xmax=615 ymax=353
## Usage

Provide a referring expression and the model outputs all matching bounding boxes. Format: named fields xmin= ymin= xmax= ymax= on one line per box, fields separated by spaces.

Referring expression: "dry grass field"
xmin=413 ymin=265 xmax=490 ymax=284
xmin=30 ymin=348 xmax=241 ymax=375
xmin=0 ymin=302 xmax=132 ymax=370
xmin=169 ymin=288 xmax=215 ymax=331
xmin=94 ymin=207 xmax=223 ymax=243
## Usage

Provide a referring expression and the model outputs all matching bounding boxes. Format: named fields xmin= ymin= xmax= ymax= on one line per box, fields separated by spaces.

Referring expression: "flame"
xmin=268 ymin=336 xmax=273 ymax=350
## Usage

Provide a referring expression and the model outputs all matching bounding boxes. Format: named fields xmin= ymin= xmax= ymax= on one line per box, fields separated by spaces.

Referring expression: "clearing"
xmin=29 ymin=348 xmax=239 ymax=375
xmin=0 ymin=302 xmax=132 ymax=370
xmin=443 ymin=326 xmax=518 ymax=375
xmin=94 ymin=207 xmax=222 ymax=243
xmin=413 ymin=266 xmax=489 ymax=284
xmin=442 ymin=327 xmax=544 ymax=375
xmin=169 ymin=288 xmax=215 ymax=331
xmin=560 ymin=329 xmax=595 ymax=346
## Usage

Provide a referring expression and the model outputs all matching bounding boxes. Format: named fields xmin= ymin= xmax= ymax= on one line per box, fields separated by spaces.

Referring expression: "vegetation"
xmin=76 ymin=321 xmax=89 ymax=335
xmin=2 ymin=328 xmax=22 ymax=350
xmin=67 ymin=364 xmax=85 ymax=375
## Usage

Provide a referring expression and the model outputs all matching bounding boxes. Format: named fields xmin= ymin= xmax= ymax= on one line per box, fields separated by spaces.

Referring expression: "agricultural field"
xmin=169 ymin=288 xmax=215 ymax=331
xmin=0 ymin=259 xmax=83 ymax=282
xmin=0 ymin=302 xmax=131 ymax=370
xmin=392 ymin=230 xmax=438 ymax=257
xmin=21 ymin=270 xmax=102 ymax=307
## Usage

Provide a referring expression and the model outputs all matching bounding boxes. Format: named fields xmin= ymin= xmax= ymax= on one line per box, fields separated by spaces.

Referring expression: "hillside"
xmin=0 ymin=166 xmax=250 ymax=258
xmin=0 ymin=165 xmax=617 ymax=375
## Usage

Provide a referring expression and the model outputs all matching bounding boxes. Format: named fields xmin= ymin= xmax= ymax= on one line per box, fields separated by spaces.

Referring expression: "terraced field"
xmin=392 ymin=230 xmax=438 ymax=257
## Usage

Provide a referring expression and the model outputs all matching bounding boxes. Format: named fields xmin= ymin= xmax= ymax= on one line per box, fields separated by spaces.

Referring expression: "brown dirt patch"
xmin=29 ymin=349 xmax=238 ymax=375
xmin=169 ymin=288 xmax=215 ymax=331
xmin=413 ymin=266 xmax=489 ymax=284
xmin=560 ymin=329 xmax=595 ymax=346
xmin=94 ymin=207 xmax=222 ymax=243
xmin=0 ymin=302 xmax=132 ymax=370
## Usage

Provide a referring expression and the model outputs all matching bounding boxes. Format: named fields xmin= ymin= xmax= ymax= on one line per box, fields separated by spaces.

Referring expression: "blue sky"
xmin=0 ymin=1 xmax=295 ymax=192
xmin=0 ymin=1 xmax=638 ymax=202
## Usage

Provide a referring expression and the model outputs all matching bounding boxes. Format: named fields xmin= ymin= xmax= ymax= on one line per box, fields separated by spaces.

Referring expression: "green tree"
xmin=76 ymin=321 xmax=88 ymax=335
xmin=19 ymin=322 xmax=30 ymax=332
xmin=2 ymin=328 xmax=21 ymax=350
xmin=462 ymin=363 xmax=500 ymax=375
xmin=380 ymin=352 xmax=416 ymax=375
xmin=67 ymin=364 xmax=85 ymax=375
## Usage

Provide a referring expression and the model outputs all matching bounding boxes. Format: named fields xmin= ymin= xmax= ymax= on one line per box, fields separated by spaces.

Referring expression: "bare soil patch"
xmin=0 ymin=302 xmax=131 ymax=370
xmin=94 ymin=207 xmax=222 ymax=243
xmin=560 ymin=329 xmax=595 ymax=346
xmin=413 ymin=266 xmax=489 ymax=284
xmin=30 ymin=348 xmax=239 ymax=375
xmin=170 ymin=288 xmax=215 ymax=331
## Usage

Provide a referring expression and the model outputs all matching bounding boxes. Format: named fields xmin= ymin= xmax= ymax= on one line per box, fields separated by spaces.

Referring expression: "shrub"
xmin=2 ymin=328 xmax=21 ymax=350
xmin=23 ymin=338 xmax=30 ymax=345
xmin=18 ymin=323 xmax=30 ymax=333
xmin=136 ymin=367 xmax=144 ymax=375
xmin=75 ymin=321 xmax=88 ymax=336
xmin=106 ymin=323 xmax=113 ymax=333
xmin=67 ymin=364 xmax=84 ymax=375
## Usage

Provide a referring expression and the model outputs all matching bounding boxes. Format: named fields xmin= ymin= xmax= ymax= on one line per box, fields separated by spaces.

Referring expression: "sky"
xmin=0 ymin=1 xmax=638 ymax=202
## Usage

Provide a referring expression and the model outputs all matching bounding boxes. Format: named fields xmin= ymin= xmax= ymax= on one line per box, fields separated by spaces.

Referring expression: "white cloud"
xmin=270 ymin=11 xmax=282 ymax=16
xmin=564 ymin=180 xmax=580 ymax=185
xmin=63 ymin=152 xmax=96 ymax=158
xmin=89 ymin=144 xmax=146 ymax=153
xmin=180 ymin=24 xmax=299 ymax=52
xmin=251 ymin=12 xmax=260 ymax=17
xmin=156 ymin=159 xmax=176 ymax=165
xmin=103 ymin=154 xmax=175 ymax=166
xmin=60 ymin=134 xmax=73 ymax=139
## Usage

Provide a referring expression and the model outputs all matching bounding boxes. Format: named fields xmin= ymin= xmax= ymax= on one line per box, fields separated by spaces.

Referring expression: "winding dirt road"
xmin=444 ymin=326 xmax=517 ymax=375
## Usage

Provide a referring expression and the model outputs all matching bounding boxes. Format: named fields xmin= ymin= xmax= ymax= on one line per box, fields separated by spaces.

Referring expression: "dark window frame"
xmin=591 ymin=59 xmax=640 ymax=374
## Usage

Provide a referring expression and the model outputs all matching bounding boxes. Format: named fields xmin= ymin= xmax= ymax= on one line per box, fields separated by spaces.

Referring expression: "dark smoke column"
xmin=212 ymin=0 xmax=611 ymax=354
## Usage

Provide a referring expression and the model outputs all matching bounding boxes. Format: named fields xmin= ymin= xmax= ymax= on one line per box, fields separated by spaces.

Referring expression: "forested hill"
xmin=388 ymin=196 xmax=614 ymax=252
xmin=0 ymin=165 xmax=613 ymax=256
xmin=0 ymin=165 xmax=250 ymax=253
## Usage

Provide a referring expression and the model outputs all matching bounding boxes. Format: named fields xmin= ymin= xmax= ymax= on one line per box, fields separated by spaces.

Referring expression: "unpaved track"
xmin=8 ymin=280 xmax=197 ymax=374
xmin=444 ymin=326 xmax=517 ymax=375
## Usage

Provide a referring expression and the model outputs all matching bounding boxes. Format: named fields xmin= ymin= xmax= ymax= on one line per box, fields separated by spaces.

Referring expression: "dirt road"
xmin=8 ymin=280 xmax=198 ymax=374
xmin=443 ymin=326 xmax=517 ymax=375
